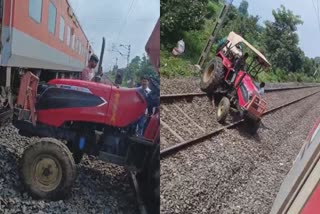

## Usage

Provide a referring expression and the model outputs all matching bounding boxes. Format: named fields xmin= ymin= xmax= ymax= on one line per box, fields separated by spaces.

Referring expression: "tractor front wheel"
xmin=19 ymin=138 xmax=76 ymax=200
xmin=216 ymin=97 xmax=230 ymax=123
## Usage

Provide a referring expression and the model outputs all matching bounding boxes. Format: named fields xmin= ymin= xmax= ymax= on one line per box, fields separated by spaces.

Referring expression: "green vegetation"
xmin=108 ymin=55 xmax=159 ymax=87
xmin=161 ymin=0 xmax=320 ymax=83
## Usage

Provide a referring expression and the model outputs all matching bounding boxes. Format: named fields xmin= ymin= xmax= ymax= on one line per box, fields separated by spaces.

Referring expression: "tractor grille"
xmin=245 ymin=95 xmax=267 ymax=119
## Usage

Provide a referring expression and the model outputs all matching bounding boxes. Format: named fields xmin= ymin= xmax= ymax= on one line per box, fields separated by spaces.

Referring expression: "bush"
xmin=257 ymin=69 xmax=320 ymax=83
xmin=206 ymin=1 xmax=221 ymax=18
xmin=160 ymin=51 xmax=195 ymax=77
xmin=183 ymin=19 xmax=218 ymax=63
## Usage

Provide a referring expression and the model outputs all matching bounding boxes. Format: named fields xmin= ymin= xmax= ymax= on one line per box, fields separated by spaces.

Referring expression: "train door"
xmin=0 ymin=0 xmax=3 ymax=56
xmin=0 ymin=0 xmax=4 ymax=86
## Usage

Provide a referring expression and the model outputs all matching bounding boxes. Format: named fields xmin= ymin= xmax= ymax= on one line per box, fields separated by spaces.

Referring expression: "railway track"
xmin=131 ymin=172 xmax=148 ymax=214
xmin=160 ymin=87 xmax=320 ymax=159
xmin=160 ymin=85 xmax=320 ymax=102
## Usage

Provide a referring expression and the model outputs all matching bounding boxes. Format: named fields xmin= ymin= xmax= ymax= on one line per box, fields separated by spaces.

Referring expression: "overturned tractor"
xmin=200 ymin=32 xmax=270 ymax=134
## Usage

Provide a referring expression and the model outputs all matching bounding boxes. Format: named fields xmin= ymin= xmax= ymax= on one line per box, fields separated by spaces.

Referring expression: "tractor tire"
xmin=216 ymin=97 xmax=230 ymax=123
xmin=200 ymin=57 xmax=224 ymax=93
xmin=19 ymin=138 xmax=76 ymax=200
xmin=136 ymin=144 xmax=160 ymax=214
xmin=245 ymin=118 xmax=261 ymax=135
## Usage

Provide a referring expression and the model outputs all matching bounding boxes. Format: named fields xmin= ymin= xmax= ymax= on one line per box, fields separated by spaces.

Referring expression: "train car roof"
xmin=66 ymin=0 xmax=90 ymax=46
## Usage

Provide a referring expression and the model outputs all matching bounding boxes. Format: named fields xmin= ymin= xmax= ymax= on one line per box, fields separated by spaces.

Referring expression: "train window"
xmin=76 ymin=39 xmax=79 ymax=52
xmin=29 ymin=0 xmax=43 ymax=23
xmin=48 ymin=1 xmax=57 ymax=34
xmin=72 ymin=34 xmax=75 ymax=50
xmin=59 ymin=16 xmax=65 ymax=41
xmin=75 ymin=38 xmax=78 ymax=51
xmin=66 ymin=26 xmax=71 ymax=46
xmin=82 ymin=44 xmax=84 ymax=55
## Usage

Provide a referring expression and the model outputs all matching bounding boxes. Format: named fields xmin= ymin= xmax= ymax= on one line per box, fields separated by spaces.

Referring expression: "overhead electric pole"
xmin=119 ymin=44 xmax=131 ymax=67
xmin=127 ymin=45 xmax=131 ymax=67
xmin=197 ymin=0 xmax=234 ymax=68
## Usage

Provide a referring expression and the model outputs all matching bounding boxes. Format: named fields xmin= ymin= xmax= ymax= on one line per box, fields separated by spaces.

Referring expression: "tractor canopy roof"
xmin=226 ymin=31 xmax=271 ymax=68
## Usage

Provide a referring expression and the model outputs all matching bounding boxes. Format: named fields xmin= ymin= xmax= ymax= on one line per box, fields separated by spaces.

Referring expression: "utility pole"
xmin=109 ymin=43 xmax=131 ymax=84
xmin=127 ymin=45 xmax=131 ymax=67
xmin=119 ymin=44 xmax=131 ymax=67
xmin=313 ymin=64 xmax=319 ymax=77
xmin=197 ymin=0 xmax=233 ymax=68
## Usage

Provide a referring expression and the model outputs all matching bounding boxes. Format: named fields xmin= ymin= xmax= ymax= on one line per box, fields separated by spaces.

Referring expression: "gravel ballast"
xmin=160 ymin=84 xmax=320 ymax=150
xmin=160 ymin=85 xmax=320 ymax=213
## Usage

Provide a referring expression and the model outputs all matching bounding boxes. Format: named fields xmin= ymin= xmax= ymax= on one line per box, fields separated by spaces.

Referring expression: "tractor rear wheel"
xmin=216 ymin=97 xmax=230 ymax=123
xmin=20 ymin=138 xmax=76 ymax=200
xmin=200 ymin=57 xmax=224 ymax=93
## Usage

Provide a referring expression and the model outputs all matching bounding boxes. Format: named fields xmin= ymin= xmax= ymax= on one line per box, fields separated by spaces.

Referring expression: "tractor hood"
xmin=236 ymin=71 xmax=260 ymax=96
xmin=236 ymin=71 xmax=260 ymax=107
xmin=36 ymin=79 xmax=147 ymax=128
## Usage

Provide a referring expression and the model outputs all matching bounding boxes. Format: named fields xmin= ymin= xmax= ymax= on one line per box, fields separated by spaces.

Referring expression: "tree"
xmin=121 ymin=55 xmax=159 ymax=86
xmin=302 ymin=56 xmax=315 ymax=76
xmin=262 ymin=5 xmax=303 ymax=72
xmin=314 ymin=56 xmax=320 ymax=64
xmin=238 ymin=0 xmax=249 ymax=17
xmin=206 ymin=1 xmax=218 ymax=19
xmin=161 ymin=0 xmax=208 ymax=46
xmin=219 ymin=5 xmax=261 ymax=45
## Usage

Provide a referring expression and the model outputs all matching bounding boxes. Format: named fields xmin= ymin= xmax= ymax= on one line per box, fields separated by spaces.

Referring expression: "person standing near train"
xmin=80 ymin=54 xmax=99 ymax=81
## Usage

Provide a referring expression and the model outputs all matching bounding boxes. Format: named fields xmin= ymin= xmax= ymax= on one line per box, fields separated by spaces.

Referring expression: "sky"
xmin=68 ymin=0 xmax=160 ymax=70
xmin=233 ymin=0 xmax=320 ymax=58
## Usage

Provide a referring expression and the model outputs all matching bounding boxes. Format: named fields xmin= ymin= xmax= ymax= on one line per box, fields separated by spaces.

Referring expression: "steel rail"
xmin=130 ymin=172 xmax=148 ymax=214
xmin=160 ymin=90 xmax=320 ymax=159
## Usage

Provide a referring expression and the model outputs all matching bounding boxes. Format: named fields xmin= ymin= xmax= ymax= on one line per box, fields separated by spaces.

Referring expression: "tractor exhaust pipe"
xmin=94 ymin=37 xmax=105 ymax=82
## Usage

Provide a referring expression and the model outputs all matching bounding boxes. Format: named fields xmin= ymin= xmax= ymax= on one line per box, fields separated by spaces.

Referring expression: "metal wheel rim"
xmin=204 ymin=64 xmax=214 ymax=82
xmin=32 ymin=154 xmax=62 ymax=192
xmin=218 ymin=101 xmax=225 ymax=117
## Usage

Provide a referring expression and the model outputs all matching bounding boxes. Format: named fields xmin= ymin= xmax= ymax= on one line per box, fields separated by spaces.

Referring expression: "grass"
xmin=160 ymin=51 xmax=196 ymax=78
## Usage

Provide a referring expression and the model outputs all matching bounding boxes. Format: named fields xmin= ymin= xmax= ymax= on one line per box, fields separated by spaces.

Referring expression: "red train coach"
xmin=145 ymin=18 xmax=159 ymax=73
xmin=0 ymin=0 xmax=92 ymax=86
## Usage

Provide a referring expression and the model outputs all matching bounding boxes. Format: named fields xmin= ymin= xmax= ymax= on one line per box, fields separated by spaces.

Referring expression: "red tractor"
xmin=12 ymin=21 xmax=160 ymax=213
xmin=200 ymin=32 xmax=270 ymax=133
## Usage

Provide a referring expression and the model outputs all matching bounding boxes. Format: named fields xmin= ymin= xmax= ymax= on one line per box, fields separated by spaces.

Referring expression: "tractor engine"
xmin=100 ymin=127 xmax=135 ymax=156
